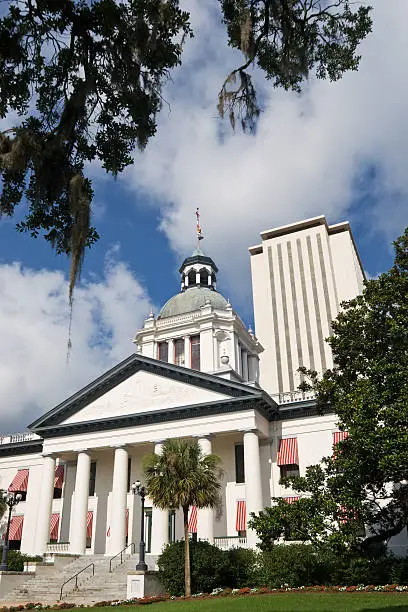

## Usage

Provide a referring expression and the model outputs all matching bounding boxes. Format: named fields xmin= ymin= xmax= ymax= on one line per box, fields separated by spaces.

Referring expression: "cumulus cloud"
xmin=0 ymin=254 xmax=153 ymax=432
xmin=124 ymin=0 xmax=408 ymax=306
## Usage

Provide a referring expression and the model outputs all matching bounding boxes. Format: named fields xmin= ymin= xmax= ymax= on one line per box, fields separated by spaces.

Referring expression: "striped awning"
xmin=188 ymin=506 xmax=197 ymax=534
xmin=86 ymin=511 xmax=93 ymax=539
xmin=54 ymin=465 xmax=64 ymax=489
xmin=50 ymin=513 xmax=60 ymax=541
xmin=8 ymin=469 xmax=29 ymax=492
xmin=9 ymin=515 xmax=24 ymax=540
xmin=333 ymin=431 xmax=348 ymax=445
xmin=107 ymin=509 xmax=129 ymax=537
xmin=236 ymin=500 xmax=246 ymax=531
xmin=277 ymin=438 xmax=299 ymax=466
xmin=284 ymin=497 xmax=299 ymax=504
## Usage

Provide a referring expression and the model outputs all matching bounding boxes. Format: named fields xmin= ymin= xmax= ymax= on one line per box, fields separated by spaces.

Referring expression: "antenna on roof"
xmin=196 ymin=207 xmax=204 ymax=249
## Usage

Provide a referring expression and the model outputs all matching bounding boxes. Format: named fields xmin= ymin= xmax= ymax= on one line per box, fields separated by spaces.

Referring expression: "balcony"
xmin=271 ymin=390 xmax=316 ymax=404
xmin=213 ymin=536 xmax=248 ymax=550
xmin=0 ymin=432 xmax=42 ymax=445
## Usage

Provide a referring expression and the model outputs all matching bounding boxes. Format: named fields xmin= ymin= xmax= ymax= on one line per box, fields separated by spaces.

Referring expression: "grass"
xmin=85 ymin=593 xmax=408 ymax=612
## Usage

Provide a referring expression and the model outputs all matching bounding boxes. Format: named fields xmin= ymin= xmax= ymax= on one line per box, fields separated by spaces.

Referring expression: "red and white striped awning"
xmin=277 ymin=438 xmax=299 ymax=466
xmin=86 ymin=511 xmax=93 ymax=539
xmin=236 ymin=500 xmax=246 ymax=532
xmin=284 ymin=497 xmax=299 ymax=504
xmin=54 ymin=465 xmax=64 ymax=489
xmin=188 ymin=506 xmax=197 ymax=534
xmin=333 ymin=431 xmax=348 ymax=445
xmin=9 ymin=515 xmax=24 ymax=541
xmin=50 ymin=513 xmax=60 ymax=541
xmin=8 ymin=469 xmax=29 ymax=492
xmin=107 ymin=509 xmax=129 ymax=537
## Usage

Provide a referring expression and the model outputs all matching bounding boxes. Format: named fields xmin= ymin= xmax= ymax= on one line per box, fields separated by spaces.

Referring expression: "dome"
xmin=158 ymin=286 xmax=229 ymax=319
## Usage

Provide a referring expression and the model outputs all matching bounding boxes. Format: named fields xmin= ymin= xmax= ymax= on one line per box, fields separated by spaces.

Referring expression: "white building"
xmin=0 ymin=216 xmax=376 ymax=564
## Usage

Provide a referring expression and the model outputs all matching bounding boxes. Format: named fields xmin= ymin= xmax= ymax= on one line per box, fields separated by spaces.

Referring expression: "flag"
xmin=196 ymin=208 xmax=203 ymax=241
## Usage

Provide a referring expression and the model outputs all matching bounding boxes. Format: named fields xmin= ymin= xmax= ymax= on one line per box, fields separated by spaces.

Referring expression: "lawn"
xmin=88 ymin=593 xmax=408 ymax=612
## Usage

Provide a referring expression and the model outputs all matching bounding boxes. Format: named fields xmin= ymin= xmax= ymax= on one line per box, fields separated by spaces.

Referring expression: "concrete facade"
xmin=1 ymin=215 xmax=403 ymax=561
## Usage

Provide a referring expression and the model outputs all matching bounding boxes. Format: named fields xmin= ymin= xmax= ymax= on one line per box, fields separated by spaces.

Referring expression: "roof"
xmin=158 ymin=286 xmax=229 ymax=319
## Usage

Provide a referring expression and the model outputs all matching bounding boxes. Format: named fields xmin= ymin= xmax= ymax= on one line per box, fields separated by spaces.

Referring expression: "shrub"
xmin=227 ymin=547 xmax=258 ymax=588
xmin=158 ymin=540 xmax=236 ymax=596
xmin=6 ymin=551 xmax=42 ymax=572
xmin=256 ymin=544 xmax=322 ymax=588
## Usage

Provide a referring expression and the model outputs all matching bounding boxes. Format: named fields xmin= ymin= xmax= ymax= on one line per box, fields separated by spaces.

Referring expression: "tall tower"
xmin=249 ymin=216 xmax=364 ymax=398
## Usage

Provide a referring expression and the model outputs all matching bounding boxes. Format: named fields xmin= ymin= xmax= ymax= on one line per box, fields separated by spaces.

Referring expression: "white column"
xmin=242 ymin=351 xmax=249 ymax=381
xmin=243 ymin=430 xmax=263 ymax=549
xmin=168 ymin=339 xmax=175 ymax=364
xmin=197 ymin=437 xmax=214 ymax=543
xmin=184 ymin=336 xmax=191 ymax=368
xmin=151 ymin=442 xmax=169 ymax=555
xmin=70 ymin=451 xmax=91 ymax=555
xmin=35 ymin=454 xmax=56 ymax=554
xmin=195 ymin=271 xmax=200 ymax=284
xmin=110 ymin=446 xmax=128 ymax=554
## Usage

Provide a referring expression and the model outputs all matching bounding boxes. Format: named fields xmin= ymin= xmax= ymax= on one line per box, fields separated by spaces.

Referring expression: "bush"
xmin=6 ymin=551 xmax=42 ymax=572
xmin=256 ymin=544 xmax=323 ymax=588
xmin=158 ymin=540 xmax=241 ymax=596
xmin=227 ymin=547 xmax=258 ymax=588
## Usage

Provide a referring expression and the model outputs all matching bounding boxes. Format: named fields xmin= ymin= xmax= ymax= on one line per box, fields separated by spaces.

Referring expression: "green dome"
xmin=158 ymin=287 xmax=228 ymax=319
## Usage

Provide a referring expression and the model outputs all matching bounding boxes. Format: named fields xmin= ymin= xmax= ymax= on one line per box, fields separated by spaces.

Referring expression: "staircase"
xmin=5 ymin=554 xmax=159 ymax=604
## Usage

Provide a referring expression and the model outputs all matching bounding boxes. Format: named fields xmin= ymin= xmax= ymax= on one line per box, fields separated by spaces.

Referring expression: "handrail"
xmin=59 ymin=562 xmax=95 ymax=600
xmin=109 ymin=542 xmax=136 ymax=573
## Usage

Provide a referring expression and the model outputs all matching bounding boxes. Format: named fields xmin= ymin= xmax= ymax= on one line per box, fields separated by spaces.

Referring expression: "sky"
xmin=0 ymin=0 xmax=407 ymax=432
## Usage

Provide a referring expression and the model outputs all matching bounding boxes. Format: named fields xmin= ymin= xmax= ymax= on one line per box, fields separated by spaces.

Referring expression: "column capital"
xmin=240 ymin=428 xmax=260 ymax=437
xmin=195 ymin=434 xmax=215 ymax=441
xmin=111 ymin=444 xmax=128 ymax=450
xmin=41 ymin=452 xmax=56 ymax=459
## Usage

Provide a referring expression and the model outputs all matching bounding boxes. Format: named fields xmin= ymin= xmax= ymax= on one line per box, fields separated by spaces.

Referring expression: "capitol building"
xmin=3 ymin=214 xmax=402 ymax=569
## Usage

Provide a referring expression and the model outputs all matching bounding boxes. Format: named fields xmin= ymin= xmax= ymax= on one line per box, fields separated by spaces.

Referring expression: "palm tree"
xmin=143 ymin=438 xmax=222 ymax=597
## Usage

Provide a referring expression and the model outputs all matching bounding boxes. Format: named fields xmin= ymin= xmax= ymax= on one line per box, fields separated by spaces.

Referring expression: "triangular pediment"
xmin=63 ymin=369 xmax=230 ymax=425
xmin=29 ymin=354 xmax=261 ymax=431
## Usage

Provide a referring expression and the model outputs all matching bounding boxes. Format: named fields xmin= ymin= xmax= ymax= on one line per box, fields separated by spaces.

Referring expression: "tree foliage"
xmin=250 ymin=228 xmax=408 ymax=554
xmin=0 ymin=1 xmax=372 ymax=297
xmin=143 ymin=438 xmax=222 ymax=597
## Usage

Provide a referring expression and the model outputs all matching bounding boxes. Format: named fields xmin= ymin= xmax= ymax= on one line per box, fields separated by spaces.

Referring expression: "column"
xmin=168 ymin=339 xmax=175 ymax=364
xmin=243 ymin=430 xmax=263 ymax=549
xmin=242 ymin=351 xmax=249 ymax=381
xmin=70 ymin=451 xmax=91 ymax=555
xmin=110 ymin=446 xmax=128 ymax=554
xmin=35 ymin=454 xmax=56 ymax=555
xmin=150 ymin=442 xmax=169 ymax=555
xmin=184 ymin=336 xmax=191 ymax=369
xmin=197 ymin=437 xmax=214 ymax=543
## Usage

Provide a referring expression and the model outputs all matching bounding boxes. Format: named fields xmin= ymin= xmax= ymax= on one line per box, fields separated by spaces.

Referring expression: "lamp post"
xmin=131 ymin=480 xmax=148 ymax=571
xmin=0 ymin=492 xmax=22 ymax=571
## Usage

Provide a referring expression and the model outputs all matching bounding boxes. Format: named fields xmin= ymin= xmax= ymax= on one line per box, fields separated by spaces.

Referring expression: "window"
xmin=53 ymin=487 xmax=62 ymax=499
xmin=168 ymin=510 xmax=176 ymax=542
xmin=199 ymin=269 xmax=209 ymax=286
xmin=89 ymin=462 xmax=96 ymax=496
xmin=235 ymin=444 xmax=245 ymax=483
xmin=174 ymin=339 xmax=184 ymax=366
xmin=127 ymin=457 xmax=131 ymax=492
xmin=188 ymin=270 xmax=196 ymax=286
xmin=158 ymin=342 xmax=168 ymax=362
xmin=280 ymin=465 xmax=300 ymax=479
xmin=190 ymin=335 xmax=200 ymax=370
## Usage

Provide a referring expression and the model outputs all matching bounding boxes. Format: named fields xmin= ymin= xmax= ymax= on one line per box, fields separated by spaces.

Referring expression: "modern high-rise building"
xmin=249 ymin=216 xmax=364 ymax=398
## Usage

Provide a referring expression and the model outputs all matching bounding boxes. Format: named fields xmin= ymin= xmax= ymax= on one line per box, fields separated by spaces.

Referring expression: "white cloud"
xmin=124 ymin=0 xmax=408 ymax=307
xmin=0 ymin=255 xmax=153 ymax=432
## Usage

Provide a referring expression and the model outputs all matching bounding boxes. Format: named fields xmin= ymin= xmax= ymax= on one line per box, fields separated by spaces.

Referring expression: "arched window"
xmin=188 ymin=269 xmax=196 ymax=286
xmin=199 ymin=268 xmax=209 ymax=286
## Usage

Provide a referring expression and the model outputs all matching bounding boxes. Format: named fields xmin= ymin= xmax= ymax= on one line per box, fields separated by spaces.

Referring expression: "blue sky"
xmin=0 ymin=0 xmax=407 ymax=432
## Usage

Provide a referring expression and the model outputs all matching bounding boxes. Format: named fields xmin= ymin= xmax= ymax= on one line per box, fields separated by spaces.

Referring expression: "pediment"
xmin=62 ymin=369 xmax=230 ymax=425
xmin=29 ymin=354 xmax=260 ymax=431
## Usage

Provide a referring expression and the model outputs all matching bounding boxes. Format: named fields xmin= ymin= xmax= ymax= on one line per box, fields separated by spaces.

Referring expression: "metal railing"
xmin=60 ymin=562 xmax=95 ymax=600
xmin=213 ymin=536 xmax=248 ymax=550
xmin=109 ymin=542 xmax=135 ymax=573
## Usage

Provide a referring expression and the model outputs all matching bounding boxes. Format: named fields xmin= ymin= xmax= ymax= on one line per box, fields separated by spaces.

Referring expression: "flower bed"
xmin=1 ymin=585 xmax=407 ymax=612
